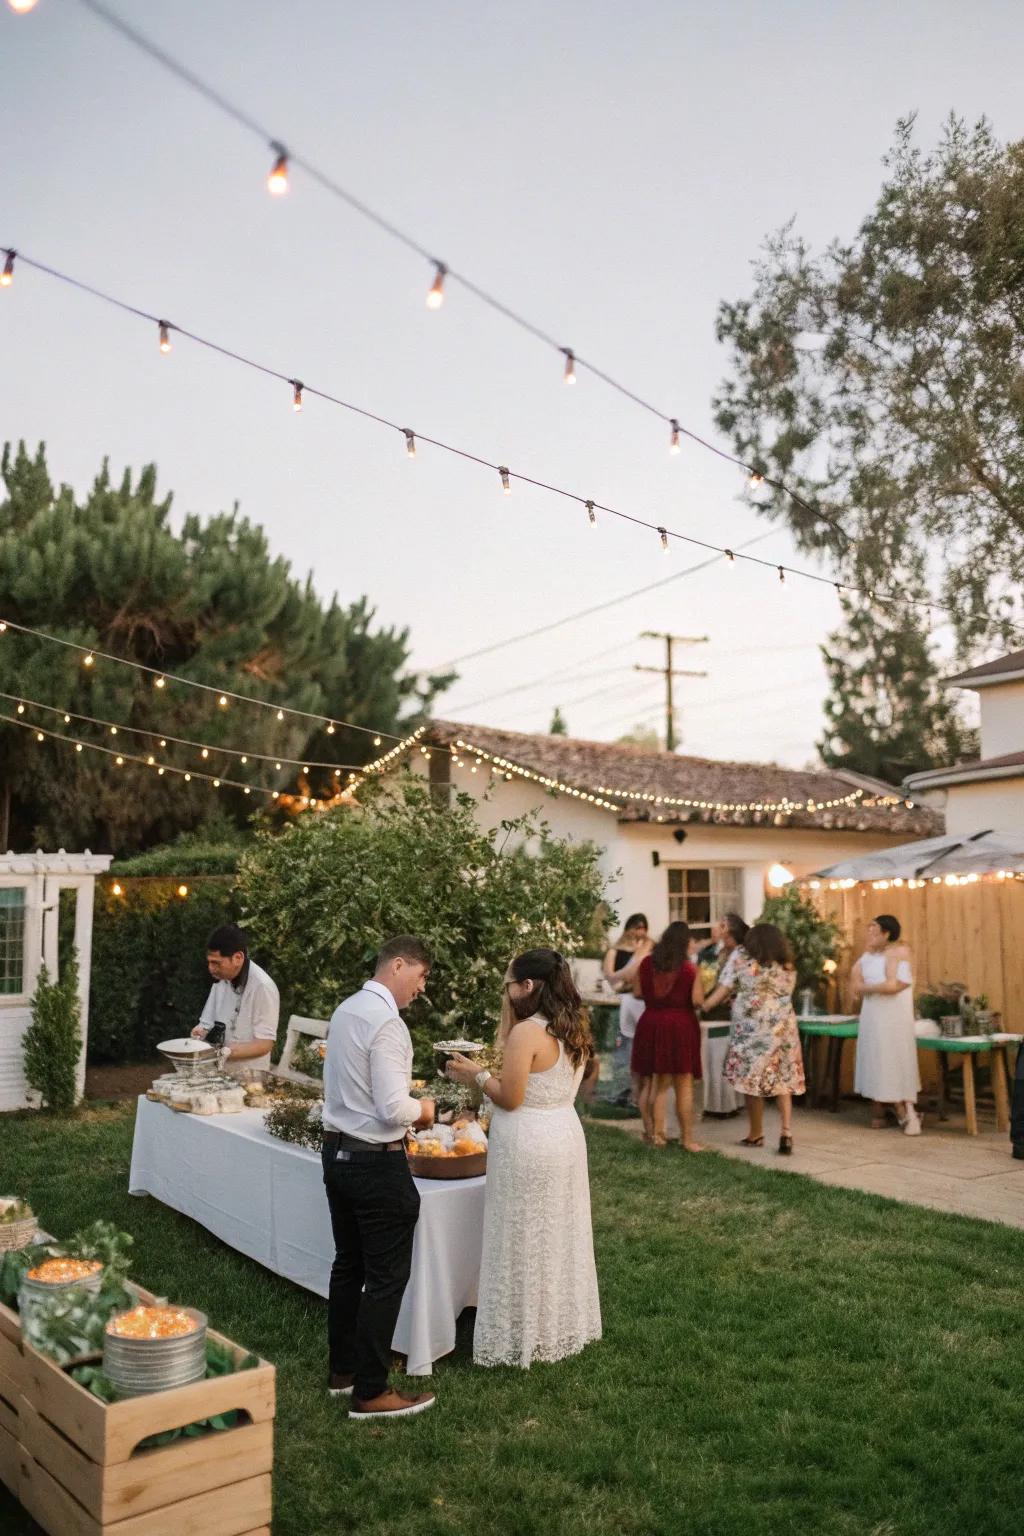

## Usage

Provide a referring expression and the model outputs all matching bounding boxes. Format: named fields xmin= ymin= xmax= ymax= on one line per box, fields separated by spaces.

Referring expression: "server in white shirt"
xmin=322 ymin=935 xmax=437 ymax=1420
xmin=191 ymin=924 xmax=279 ymax=1065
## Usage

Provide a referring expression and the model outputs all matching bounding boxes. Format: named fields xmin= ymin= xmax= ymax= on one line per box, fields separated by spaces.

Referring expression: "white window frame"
xmin=665 ymin=865 xmax=744 ymax=942
xmin=0 ymin=879 xmax=32 ymax=1005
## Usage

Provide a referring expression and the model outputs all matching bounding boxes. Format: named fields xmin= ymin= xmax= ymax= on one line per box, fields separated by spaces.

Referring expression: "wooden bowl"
xmin=407 ymin=1150 xmax=487 ymax=1180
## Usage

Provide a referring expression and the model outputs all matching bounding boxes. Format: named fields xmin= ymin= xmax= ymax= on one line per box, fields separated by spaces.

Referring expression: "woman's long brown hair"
xmin=506 ymin=948 xmax=593 ymax=1068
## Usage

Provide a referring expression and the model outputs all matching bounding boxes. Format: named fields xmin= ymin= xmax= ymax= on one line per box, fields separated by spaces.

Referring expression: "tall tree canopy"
xmin=714 ymin=116 xmax=1022 ymax=771
xmin=0 ymin=443 xmax=452 ymax=851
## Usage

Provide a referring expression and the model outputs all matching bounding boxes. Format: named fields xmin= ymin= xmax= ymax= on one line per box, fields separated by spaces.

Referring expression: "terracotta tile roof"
xmin=425 ymin=721 xmax=941 ymax=835
xmin=945 ymin=650 xmax=1024 ymax=687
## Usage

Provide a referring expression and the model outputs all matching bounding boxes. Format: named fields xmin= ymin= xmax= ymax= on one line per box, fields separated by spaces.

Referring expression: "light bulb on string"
xmin=373 ymin=735 xmax=382 ymax=747
xmin=35 ymin=731 xmax=43 ymax=742
xmin=585 ymin=500 xmax=596 ymax=527
xmin=498 ymin=466 xmax=511 ymax=495
xmin=562 ymin=348 xmax=576 ymax=385
xmin=16 ymin=702 xmax=24 ymax=715
xmin=778 ymin=566 xmax=786 ymax=585
xmin=748 ymin=470 xmax=765 ymax=489
xmin=291 ymin=380 xmax=303 ymax=412
xmin=154 ymin=676 xmax=166 ymax=689
xmin=1 ymin=250 xmax=15 ymax=287
xmin=240 ymin=755 xmax=248 ymax=764
xmin=83 ymin=652 xmax=95 ymax=668
xmin=426 ymin=262 xmax=446 ymax=309
xmin=63 ymin=714 xmax=70 ymax=723
xmin=7 ymin=1 xmax=39 ymax=13
xmin=276 ymin=709 xmax=284 ymax=721
xmin=659 ymin=527 xmax=669 ymax=552
xmin=326 ymin=723 xmax=335 ymax=735
xmin=724 ymin=549 xmax=735 ymax=565
xmin=267 ymin=143 xmax=289 ymax=195
xmin=115 ymin=756 xmax=123 ymax=766
xmin=158 ymin=321 xmax=172 ymax=355
xmin=403 ymin=429 xmax=416 ymax=459
xmin=219 ymin=695 xmax=228 ymax=707
xmin=669 ymin=419 xmax=681 ymax=455
xmin=109 ymin=726 xmax=117 ymax=736
xmin=75 ymin=742 xmax=83 ymax=753
xmin=201 ymin=748 xmax=209 ymax=760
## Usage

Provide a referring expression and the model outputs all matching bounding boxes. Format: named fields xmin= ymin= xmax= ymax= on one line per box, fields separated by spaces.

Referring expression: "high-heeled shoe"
xmin=778 ymin=1133 xmax=793 ymax=1155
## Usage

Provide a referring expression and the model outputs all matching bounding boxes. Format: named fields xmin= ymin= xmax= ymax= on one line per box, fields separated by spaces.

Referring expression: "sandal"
xmin=739 ymin=1135 xmax=764 ymax=1147
xmin=778 ymin=1133 xmax=793 ymax=1155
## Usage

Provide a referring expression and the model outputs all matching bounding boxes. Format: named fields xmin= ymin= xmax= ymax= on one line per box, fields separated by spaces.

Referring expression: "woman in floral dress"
xmin=720 ymin=923 xmax=805 ymax=1155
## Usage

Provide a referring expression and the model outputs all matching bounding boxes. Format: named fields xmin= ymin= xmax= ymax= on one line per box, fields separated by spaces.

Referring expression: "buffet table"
xmin=128 ymin=1097 xmax=484 ymax=1375
xmin=797 ymin=1015 xmax=860 ymax=1112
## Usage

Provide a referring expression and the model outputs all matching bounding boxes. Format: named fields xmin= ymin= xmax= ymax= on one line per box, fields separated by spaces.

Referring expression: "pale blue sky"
xmin=3 ymin=0 xmax=1020 ymax=762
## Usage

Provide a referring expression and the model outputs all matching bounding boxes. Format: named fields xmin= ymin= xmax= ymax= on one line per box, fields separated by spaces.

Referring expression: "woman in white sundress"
xmin=446 ymin=949 xmax=602 ymax=1369
xmin=852 ymin=914 xmax=922 ymax=1135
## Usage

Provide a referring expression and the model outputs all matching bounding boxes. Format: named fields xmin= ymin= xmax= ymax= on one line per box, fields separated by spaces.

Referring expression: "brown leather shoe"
xmin=349 ymin=1388 xmax=436 ymax=1420
xmin=328 ymin=1372 xmax=355 ymax=1397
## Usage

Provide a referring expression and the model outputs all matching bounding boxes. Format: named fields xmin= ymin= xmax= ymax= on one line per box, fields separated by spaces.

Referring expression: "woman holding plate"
xmin=446 ymin=949 xmax=602 ymax=1369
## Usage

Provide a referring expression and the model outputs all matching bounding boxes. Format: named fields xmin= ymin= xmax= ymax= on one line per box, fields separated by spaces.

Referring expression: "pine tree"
xmin=818 ymin=596 xmax=977 ymax=783
xmin=549 ymin=707 xmax=568 ymax=735
xmin=0 ymin=443 xmax=453 ymax=850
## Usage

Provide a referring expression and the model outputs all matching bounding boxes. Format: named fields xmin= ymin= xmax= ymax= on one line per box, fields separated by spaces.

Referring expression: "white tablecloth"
xmin=128 ymin=1097 xmax=484 ymax=1375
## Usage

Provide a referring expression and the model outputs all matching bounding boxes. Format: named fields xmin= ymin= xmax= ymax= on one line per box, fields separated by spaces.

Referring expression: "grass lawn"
xmin=1 ymin=1105 xmax=1021 ymax=1536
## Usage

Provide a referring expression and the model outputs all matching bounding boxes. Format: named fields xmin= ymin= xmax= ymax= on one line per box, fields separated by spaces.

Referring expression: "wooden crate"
xmin=16 ymin=1326 xmax=274 ymax=1534
xmin=0 ymin=1420 xmax=17 ymax=1494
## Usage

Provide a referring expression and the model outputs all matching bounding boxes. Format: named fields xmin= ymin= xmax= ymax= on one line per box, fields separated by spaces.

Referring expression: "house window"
xmin=666 ymin=867 xmax=743 ymax=942
xmin=0 ymin=887 xmax=26 ymax=996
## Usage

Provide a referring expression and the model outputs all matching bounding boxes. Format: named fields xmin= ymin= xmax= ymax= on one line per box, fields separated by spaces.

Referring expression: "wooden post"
xmin=961 ymin=1054 xmax=978 ymax=1136
xmin=990 ymin=1045 xmax=1011 ymax=1134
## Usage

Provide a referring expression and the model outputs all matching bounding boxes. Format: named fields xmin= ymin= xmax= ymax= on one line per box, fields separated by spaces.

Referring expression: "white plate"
xmin=157 ymin=1037 xmax=217 ymax=1055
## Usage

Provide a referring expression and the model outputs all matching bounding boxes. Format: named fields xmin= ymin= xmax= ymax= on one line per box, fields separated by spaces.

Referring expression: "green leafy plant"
xmin=23 ymin=952 xmax=81 ymax=1111
xmin=289 ymin=1036 xmax=325 ymax=1081
xmin=0 ymin=1199 xmax=32 ymax=1225
xmin=21 ymin=1276 xmax=134 ymax=1365
xmin=73 ymin=1340 xmax=260 ymax=1443
xmin=236 ymin=775 xmax=610 ymax=1072
xmin=757 ymin=886 xmax=842 ymax=999
xmin=264 ymin=1083 xmax=324 ymax=1151
xmin=915 ymin=992 xmax=949 ymax=1024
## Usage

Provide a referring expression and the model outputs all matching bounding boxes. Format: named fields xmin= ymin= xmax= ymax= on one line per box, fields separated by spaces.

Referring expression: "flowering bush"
xmin=236 ymin=775 xmax=610 ymax=1069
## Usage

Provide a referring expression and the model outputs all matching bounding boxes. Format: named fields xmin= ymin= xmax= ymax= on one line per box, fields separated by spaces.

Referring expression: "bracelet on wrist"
xmin=475 ymin=1068 xmax=492 ymax=1091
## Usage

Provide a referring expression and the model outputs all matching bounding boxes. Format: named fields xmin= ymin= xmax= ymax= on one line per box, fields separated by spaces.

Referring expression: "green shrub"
xmin=757 ymin=885 xmax=843 ymax=999
xmin=111 ymin=824 xmax=249 ymax=877
xmin=24 ymin=953 xmax=82 ymax=1110
xmin=88 ymin=879 xmax=239 ymax=1062
xmin=235 ymin=775 xmax=610 ymax=1071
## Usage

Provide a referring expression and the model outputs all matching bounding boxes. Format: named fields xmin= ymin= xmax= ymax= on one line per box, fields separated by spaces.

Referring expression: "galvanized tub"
xmin=103 ymin=1306 xmax=207 ymax=1396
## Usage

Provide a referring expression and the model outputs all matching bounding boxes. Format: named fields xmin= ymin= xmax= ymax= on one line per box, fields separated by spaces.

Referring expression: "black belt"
xmin=323 ymin=1129 xmax=406 ymax=1157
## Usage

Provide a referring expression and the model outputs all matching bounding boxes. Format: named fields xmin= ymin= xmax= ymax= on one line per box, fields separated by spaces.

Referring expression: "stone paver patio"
xmin=612 ymin=1097 xmax=1024 ymax=1229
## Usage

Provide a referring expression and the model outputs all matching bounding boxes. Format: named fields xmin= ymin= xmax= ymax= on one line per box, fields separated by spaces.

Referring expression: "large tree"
xmin=0 ymin=443 xmax=452 ymax=851
xmin=714 ymin=116 xmax=1023 ymax=757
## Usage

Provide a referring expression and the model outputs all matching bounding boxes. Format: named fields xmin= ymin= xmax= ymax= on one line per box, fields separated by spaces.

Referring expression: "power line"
xmin=68 ymin=0 xmax=844 ymax=541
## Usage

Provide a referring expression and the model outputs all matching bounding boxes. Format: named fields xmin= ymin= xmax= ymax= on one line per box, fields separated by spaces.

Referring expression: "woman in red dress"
xmin=631 ymin=921 xmax=705 ymax=1150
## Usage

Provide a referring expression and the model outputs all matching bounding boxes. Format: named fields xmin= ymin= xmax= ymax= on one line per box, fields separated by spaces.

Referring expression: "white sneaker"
xmin=903 ymin=1107 xmax=922 ymax=1136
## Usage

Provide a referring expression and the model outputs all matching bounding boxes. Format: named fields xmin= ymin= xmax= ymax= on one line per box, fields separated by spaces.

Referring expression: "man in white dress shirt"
xmin=191 ymin=924 xmax=279 ymax=1067
xmin=322 ymin=935 xmax=437 ymax=1420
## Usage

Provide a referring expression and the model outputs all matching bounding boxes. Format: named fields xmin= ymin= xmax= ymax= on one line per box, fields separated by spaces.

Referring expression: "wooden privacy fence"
xmin=807 ymin=879 xmax=1024 ymax=1030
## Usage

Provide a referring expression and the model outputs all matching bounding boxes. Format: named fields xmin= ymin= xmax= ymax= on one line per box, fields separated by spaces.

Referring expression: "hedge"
xmin=88 ymin=878 xmax=240 ymax=1062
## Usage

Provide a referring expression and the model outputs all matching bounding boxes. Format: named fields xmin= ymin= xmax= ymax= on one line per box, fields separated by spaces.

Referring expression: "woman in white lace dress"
xmin=446 ymin=949 xmax=602 ymax=1369
xmin=852 ymin=914 xmax=922 ymax=1135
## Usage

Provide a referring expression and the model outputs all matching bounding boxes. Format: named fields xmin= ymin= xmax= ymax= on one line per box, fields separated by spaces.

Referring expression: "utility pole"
xmin=635 ymin=632 xmax=709 ymax=752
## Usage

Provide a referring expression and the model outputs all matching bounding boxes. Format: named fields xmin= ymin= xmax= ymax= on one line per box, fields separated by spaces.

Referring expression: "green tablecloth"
xmin=797 ymin=1016 xmax=859 ymax=1038
xmin=917 ymin=1035 xmax=1003 ymax=1054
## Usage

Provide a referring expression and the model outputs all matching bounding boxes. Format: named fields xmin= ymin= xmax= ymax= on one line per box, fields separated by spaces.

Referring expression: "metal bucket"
xmin=103 ymin=1307 xmax=207 ymax=1396
xmin=18 ymin=1265 xmax=104 ymax=1329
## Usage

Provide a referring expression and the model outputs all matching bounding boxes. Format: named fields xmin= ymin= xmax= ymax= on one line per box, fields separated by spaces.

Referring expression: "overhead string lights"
xmin=0 ymin=690 xmax=368 ymax=774
xmin=585 ymin=500 xmax=596 ymax=526
xmin=0 ymin=612 xmax=402 ymax=742
xmin=267 ymin=143 xmax=289 ymax=196
xmin=562 ymin=348 xmax=576 ymax=386
xmin=2 ymin=245 xmax=1019 ymax=637
xmin=158 ymin=320 xmax=172 ymax=354
xmin=64 ymin=0 xmax=849 ymax=538
xmin=404 ymin=429 xmax=416 ymax=458
xmin=426 ymin=262 xmax=446 ymax=310
xmin=669 ymin=420 xmax=681 ymax=455
xmin=1 ymin=249 xmax=14 ymax=287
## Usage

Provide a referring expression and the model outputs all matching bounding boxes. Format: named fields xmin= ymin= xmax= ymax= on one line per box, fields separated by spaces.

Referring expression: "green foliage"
xmin=23 ymin=954 xmax=81 ymax=1110
xmin=819 ymin=597 xmax=978 ymax=782
xmin=88 ymin=878 xmax=238 ymax=1061
xmin=715 ymin=116 xmax=1024 ymax=704
xmin=111 ymin=821 xmax=249 ymax=876
xmin=74 ymin=1340 xmax=259 ymax=1441
xmin=757 ymin=886 xmax=842 ymax=997
xmin=263 ymin=1084 xmax=324 ymax=1151
xmin=289 ymin=1036 xmax=325 ymax=1080
xmin=0 ymin=442 xmax=453 ymax=853
xmin=0 ymin=1199 xmax=32 ymax=1225
xmin=549 ymin=706 xmax=568 ymax=735
xmin=235 ymin=775 xmax=609 ymax=1070
xmin=21 ymin=1275 xmax=133 ymax=1365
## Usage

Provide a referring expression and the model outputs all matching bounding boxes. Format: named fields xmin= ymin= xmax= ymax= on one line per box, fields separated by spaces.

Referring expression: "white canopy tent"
xmin=809 ymin=830 xmax=1024 ymax=884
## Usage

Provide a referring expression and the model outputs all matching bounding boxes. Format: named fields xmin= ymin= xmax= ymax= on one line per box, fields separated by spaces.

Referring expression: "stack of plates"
xmin=104 ymin=1308 xmax=207 ymax=1397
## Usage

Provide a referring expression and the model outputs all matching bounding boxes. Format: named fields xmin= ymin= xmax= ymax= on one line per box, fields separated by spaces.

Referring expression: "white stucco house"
xmin=904 ymin=650 xmax=1024 ymax=835
xmin=0 ymin=850 xmax=111 ymax=1111
xmin=390 ymin=720 xmax=940 ymax=938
